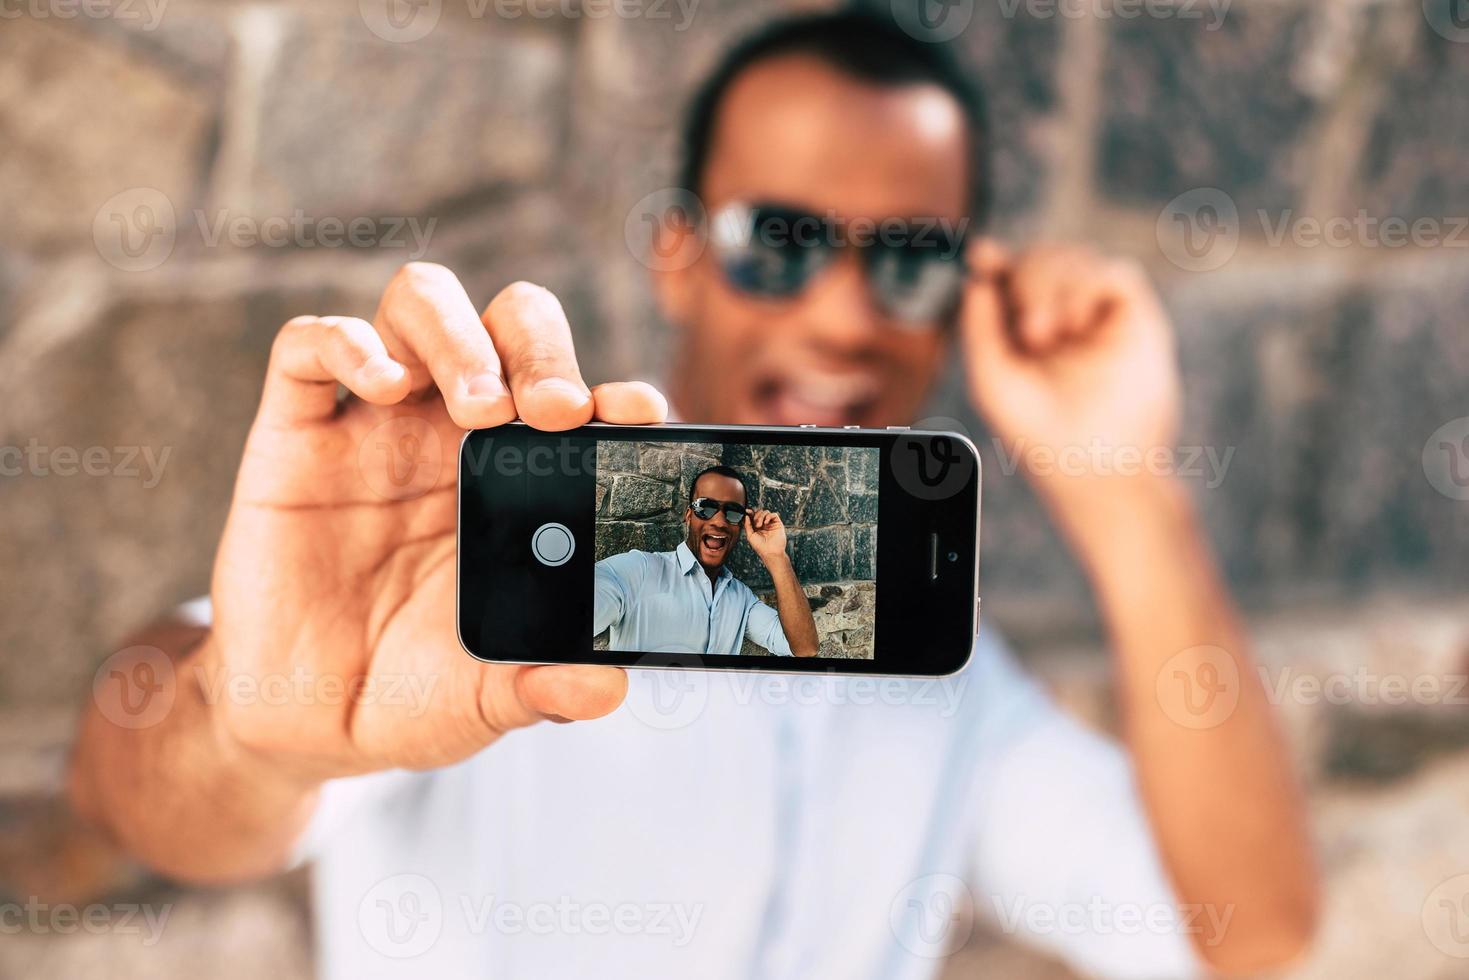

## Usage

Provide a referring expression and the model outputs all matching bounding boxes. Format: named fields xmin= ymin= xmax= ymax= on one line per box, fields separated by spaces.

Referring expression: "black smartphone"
xmin=457 ymin=422 xmax=981 ymax=676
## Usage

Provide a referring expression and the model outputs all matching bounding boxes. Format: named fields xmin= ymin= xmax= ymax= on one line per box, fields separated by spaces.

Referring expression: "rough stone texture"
xmin=593 ymin=440 xmax=878 ymax=658
xmin=1097 ymin=4 xmax=1321 ymax=214
xmin=0 ymin=18 xmax=219 ymax=255
xmin=1357 ymin=7 xmax=1469 ymax=221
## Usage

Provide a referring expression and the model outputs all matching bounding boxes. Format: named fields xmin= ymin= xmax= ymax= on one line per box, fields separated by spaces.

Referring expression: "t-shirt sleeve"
xmin=593 ymin=552 xmax=644 ymax=636
xmin=743 ymin=596 xmax=793 ymax=656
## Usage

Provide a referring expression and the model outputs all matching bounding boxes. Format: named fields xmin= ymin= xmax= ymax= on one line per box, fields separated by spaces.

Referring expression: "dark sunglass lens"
xmin=867 ymin=248 xmax=967 ymax=326
xmin=712 ymin=204 xmax=834 ymax=299
xmin=693 ymin=500 xmax=719 ymax=520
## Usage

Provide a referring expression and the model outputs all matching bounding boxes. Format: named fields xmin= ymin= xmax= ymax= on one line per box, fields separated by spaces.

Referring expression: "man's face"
xmin=684 ymin=472 xmax=746 ymax=570
xmin=657 ymin=54 xmax=972 ymax=428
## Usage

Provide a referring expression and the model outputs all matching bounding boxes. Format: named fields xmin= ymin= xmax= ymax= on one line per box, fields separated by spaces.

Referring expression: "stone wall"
xmin=594 ymin=440 xmax=879 ymax=658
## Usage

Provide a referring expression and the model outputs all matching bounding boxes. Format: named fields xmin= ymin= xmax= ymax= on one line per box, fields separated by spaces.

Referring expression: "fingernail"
xmin=361 ymin=354 xmax=403 ymax=383
xmin=467 ymin=372 xmax=508 ymax=399
xmin=531 ymin=377 xmax=589 ymax=401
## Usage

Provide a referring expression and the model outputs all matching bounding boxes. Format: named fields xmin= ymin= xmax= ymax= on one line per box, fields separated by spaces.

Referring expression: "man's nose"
xmin=796 ymin=250 xmax=885 ymax=352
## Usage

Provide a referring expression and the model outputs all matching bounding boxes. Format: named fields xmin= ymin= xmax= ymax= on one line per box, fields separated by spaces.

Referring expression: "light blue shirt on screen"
xmin=594 ymin=541 xmax=793 ymax=656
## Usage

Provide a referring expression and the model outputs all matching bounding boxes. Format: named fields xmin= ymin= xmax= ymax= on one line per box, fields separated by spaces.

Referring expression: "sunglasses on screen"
xmin=707 ymin=201 xmax=970 ymax=327
xmin=690 ymin=497 xmax=748 ymax=525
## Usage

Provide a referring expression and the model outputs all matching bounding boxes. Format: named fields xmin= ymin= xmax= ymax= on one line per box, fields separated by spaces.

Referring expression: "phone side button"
xmin=886 ymin=425 xmax=910 ymax=431
xmin=975 ymin=596 xmax=982 ymax=635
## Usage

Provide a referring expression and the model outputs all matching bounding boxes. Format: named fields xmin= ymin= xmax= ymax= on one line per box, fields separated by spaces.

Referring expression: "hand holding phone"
xmin=204 ymin=267 xmax=659 ymax=787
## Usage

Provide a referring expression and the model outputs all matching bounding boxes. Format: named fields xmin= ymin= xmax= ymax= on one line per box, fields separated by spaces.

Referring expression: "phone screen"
xmin=459 ymin=423 xmax=979 ymax=676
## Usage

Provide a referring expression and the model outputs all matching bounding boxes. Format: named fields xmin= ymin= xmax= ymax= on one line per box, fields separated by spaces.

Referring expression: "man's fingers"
xmin=961 ymin=240 xmax=1022 ymax=379
xmin=258 ymin=316 xmax=412 ymax=426
xmin=514 ymin=664 xmax=628 ymax=722
xmin=375 ymin=262 xmax=516 ymax=430
xmin=591 ymin=382 xmax=669 ymax=424
xmin=483 ymin=282 xmax=594 ymax=431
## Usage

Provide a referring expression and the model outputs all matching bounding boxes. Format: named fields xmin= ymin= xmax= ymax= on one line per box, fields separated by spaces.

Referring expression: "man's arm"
xmin=745 ymin=509 xmax=819 ymax=657
xmin=70 ymin=621 xmax=320 ymax=882
xmin=962 ymin=243 xmax=1318 ymax=972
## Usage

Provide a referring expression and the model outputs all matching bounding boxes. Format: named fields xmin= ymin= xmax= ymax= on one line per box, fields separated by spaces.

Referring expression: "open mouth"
xmin=754 ymin=371 xmax=881 ymax=428
xmin=701 ymin=531 xmax=730 ymax=556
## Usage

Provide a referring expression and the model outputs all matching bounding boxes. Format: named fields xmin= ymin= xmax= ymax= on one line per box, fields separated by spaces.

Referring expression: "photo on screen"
xmin=592 ymin=440 xmax=878 ymax=659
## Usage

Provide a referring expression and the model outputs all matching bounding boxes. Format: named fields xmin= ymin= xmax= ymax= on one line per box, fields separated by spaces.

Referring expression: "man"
xmin=595 ymin=464 xmax=820 ymax=657
xmin=69 ymin=11 xmax=1317 ymax=979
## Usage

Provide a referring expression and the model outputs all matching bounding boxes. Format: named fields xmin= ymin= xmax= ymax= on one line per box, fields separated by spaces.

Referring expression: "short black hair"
xmin=678 ymin=9 xmax=992 ymax=225
xmin=689 ymin=464 xmax=747 ymax=502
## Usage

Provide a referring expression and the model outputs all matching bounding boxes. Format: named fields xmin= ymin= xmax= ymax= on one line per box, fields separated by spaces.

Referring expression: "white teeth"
xmin=787 ymin=373 xmax=879 ymax=411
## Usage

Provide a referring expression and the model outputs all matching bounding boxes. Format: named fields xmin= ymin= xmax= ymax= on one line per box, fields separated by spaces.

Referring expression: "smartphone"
xmin=457 ymin=422 xmax=981 ymax=676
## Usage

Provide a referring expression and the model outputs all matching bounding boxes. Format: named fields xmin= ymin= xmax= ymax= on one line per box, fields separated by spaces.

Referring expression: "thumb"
xmin=960 ymin=237 xmax=1020 ymax=388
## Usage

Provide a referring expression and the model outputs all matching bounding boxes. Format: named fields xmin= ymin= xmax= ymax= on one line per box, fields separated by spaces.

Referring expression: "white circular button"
xmin=531 ymin=522 xmax=574 ymax=567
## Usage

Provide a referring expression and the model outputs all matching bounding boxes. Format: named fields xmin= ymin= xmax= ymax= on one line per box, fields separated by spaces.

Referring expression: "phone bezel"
xmin=457 ymin=421 xmax=981 ymax=677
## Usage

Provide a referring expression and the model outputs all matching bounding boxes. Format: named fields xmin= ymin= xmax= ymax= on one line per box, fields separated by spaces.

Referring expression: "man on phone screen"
xmin=594 ymin=464 xmax=820 ymax=657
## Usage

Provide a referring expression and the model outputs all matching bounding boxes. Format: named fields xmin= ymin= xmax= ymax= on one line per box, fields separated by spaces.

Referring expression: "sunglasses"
xmin=690 ymin=497 xmax=748 ymax=525
xmin=707 ymin=201 xmax=969 ymax=327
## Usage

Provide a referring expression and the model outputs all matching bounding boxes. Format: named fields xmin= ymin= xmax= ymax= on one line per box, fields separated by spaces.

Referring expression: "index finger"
xmin=482 ymin=282 xmax=593 ymax=431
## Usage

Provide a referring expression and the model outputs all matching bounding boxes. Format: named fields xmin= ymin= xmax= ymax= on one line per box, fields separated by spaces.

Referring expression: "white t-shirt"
xmin=179 ymin=598 xmax=1199 ymax=979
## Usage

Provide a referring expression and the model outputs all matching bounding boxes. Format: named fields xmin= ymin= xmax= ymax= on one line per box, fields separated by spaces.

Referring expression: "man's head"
xmin=654 ymin=12 xmax=988 ymax=429
xmin=683 ymin=464 xmax=748 ymax=570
